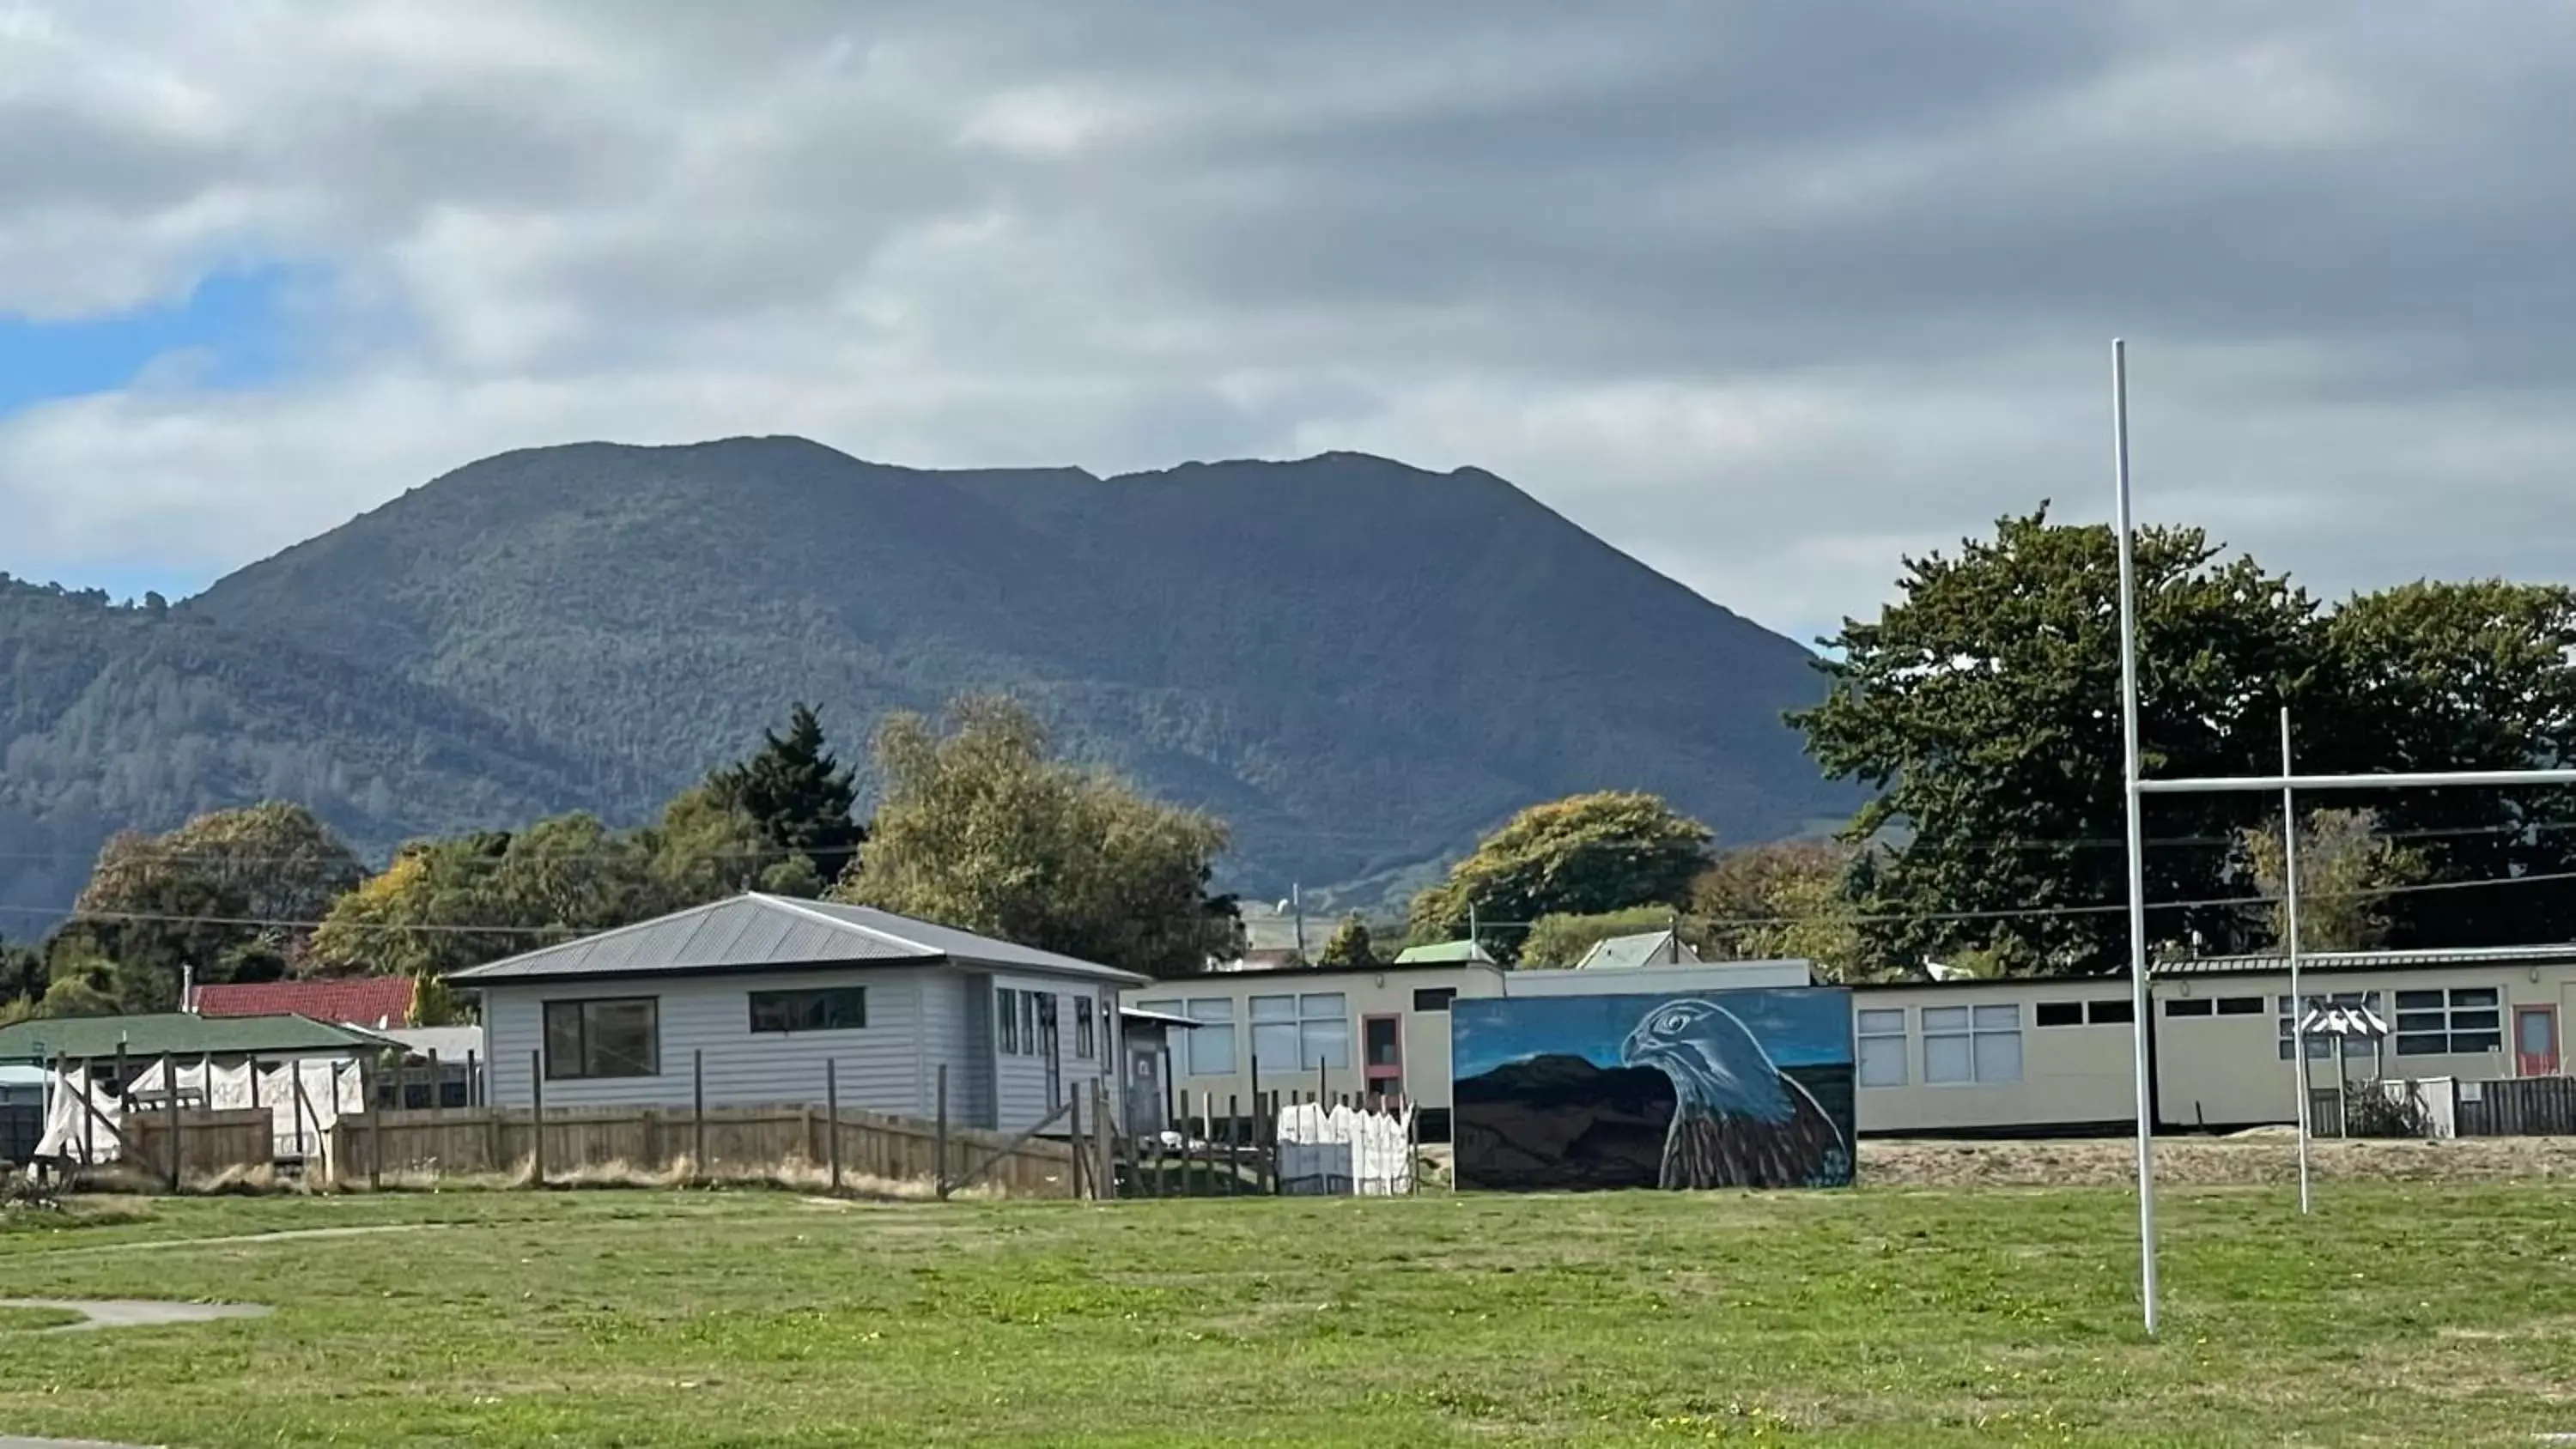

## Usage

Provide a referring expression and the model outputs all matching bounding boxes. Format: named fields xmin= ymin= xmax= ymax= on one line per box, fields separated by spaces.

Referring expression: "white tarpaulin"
xmin=35 ymin=1057 xmax=366 ymax=1173
xmin=1274 ymin=1100 xmax=1415 ymax=1196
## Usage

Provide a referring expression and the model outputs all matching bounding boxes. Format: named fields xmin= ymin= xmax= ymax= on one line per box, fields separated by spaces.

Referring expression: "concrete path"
xmin=0 ymin=1299 xmax=270 ymax=1331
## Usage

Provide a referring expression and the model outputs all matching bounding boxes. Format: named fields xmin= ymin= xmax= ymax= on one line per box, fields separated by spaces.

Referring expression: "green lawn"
xmin=2 ymin=1182 xmax=2573 ymax=1446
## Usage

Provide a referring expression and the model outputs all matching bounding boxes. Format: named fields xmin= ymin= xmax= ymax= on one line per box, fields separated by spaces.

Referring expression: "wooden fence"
xmin=125 ymin=1108 xmax=271 ymax=1184
xmin=322 ymin=1102 xmax=1080 ymax=1197
xmin=2453 ymin=1076 xmax=2576 ymax=1137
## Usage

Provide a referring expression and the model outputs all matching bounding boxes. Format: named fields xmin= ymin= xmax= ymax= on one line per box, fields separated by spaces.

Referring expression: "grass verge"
xmin=0 ymin=1182 xmax=2572 ymax=1446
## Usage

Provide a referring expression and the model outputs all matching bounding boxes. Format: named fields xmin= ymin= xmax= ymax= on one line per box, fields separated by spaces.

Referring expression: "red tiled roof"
xmin=191 ymin=977 xmax=416 ymax=1028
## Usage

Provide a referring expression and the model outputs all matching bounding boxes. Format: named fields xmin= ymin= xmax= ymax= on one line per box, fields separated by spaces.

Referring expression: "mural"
xmin=1451 ymin=988 xmax=1855 ymax=1191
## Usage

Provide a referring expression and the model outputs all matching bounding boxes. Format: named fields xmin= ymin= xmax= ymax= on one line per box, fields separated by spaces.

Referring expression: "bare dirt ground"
xmin=1859 ymin=1131 xmax=2576 ymax=1188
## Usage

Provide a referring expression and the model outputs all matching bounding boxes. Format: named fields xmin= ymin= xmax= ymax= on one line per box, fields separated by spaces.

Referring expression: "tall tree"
xmin=1315 ymin=914 xmax=1380 ymax=969
xmin=831 ymin=695 xmax=1241 ymax=979
xmin=1691 ymin=840 xmax=1875 ymax=979
xmin=706 ymin=703 xmax=865 ymax=887
xmin=2315 ymin=581 xmax=2576 ymax=947
xmin=2239 ymin=808 xmax=2427 ymax=953
xmin=1407 ymin=791 xmax=1714 ymax=963
xmin=1795 ymin=507 xmax=2317 ymax=976
xmin=0 ymin=936 xmax=45 ymax=1014
xmin=65 ymin=802 xmax=366 ymax=1009
xmin=306 ymin=815 xmax=665 ymax=983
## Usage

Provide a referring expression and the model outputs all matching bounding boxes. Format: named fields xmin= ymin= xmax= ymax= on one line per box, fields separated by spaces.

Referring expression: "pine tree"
xmin=709 ymin=703 xmax=866 ymax=887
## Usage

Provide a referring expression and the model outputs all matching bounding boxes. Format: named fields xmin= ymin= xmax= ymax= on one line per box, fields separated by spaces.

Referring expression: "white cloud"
xmin=2 ymin=0 xmax=2574 ymax=641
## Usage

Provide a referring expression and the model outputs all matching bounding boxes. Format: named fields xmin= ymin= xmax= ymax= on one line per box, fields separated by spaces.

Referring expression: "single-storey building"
xmin=1125 ymin=952 xmax=1815 ymax=1139
xmin=448 ymin=893 xmax=1147 ymax=1135
xmin=1845 ymin=943 xmax=2576 ymax=1137
xmin=189 ymin=975 xmax=418 ymax=1028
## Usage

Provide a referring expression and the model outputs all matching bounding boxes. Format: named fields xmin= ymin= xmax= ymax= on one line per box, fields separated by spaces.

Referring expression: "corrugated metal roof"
xmin=1392 ymin=940 xmax=1495 ymax=965
xmin=1571 ymin=931 xmax=1698 ymax=971
xmin=0 ymin=1013 xmax=393 ymax=1064
xmin=2157 ymin=943 xmax=2576 ymax=977
xmin=449 ymin=894 xmax=1147 ymax=985
xmin=192 ymin=977 xmax=416 ymax=1028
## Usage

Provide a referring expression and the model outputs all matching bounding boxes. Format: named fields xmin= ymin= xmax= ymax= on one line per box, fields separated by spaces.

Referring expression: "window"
xmin=998 ymin=989 xmax=1021 ymax=1054
xmin=542 ymin=997 xmax=659 ymax=1080
xmin=2165 ymin=997 xmax=2214 ymax=1017
xmin=2035 ymin=1001 xmax=2084 ymax=1028
xmin=1075 ymin=998 xmax=1097 ymax=1058
xmin=2216 ymin=996 xmax=2264 ymax=1016
xmin=1021 ymin=991 xmax=1040 ymax=1055
xmin=1036 ymin=992 xmax=1058 ymax=1058
xmin=1856 ymin=1008 xmax=1908 ymax=1088
xmin=1413 ymin=987 xmax=1457 ymax=1013
xmin=1299 ymin=992 xmax=1351 ymax=1069
xmin=2277 ymin=991 xmax=2383 ymax=1060
xmin=1923 ymin=1003 xmax=2020 ymax=1085
xmin=2393 ymin=986 xmax=2504 ymax=1057
xmin=1250 ymin=992 xmax=1351 ymax=1070
xmin=1250 ymin=994 xmax=1297 ymax=1073
xmin=749 ymin=987 xmax=867 ymax=1034
xmin=1184 ymin=997 xmax=1236 ymax=1076
xmin=2087 ymin=999 xmax=2135 ymax=1026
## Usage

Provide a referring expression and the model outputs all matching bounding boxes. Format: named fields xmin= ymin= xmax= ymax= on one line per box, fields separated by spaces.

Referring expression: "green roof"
xmin=1391 ymin=940 xmax=1496 ymax=966
xmin=0 ymin=1013 xmax=392 ymax=1064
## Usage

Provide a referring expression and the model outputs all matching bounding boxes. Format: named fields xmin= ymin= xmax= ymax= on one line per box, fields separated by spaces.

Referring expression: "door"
xmin=1124 ymin=1036 xmax=1168 ymax=1137
xmin=1363 ymin=1015 xmax=1403 ymax=1100
xmin=2516 ymin=1004 xmax=2560 ymax=1077
xmin=1038 ymin=993 xmax=1063 ymax=1106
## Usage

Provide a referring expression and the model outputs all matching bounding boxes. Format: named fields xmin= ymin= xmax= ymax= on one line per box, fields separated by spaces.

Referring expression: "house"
xmin=0 ymin=1063 xmax=44 ymax=1166
xmin=190 ymin=975 xmax=417 ymax=1028
xmin=1571 ymin=929 xmax=1700 ymax=971
xmin=0 ymin=1012 xmax=394 ymax=1083
xmin=448 ymin=893 xmax=1147 ymax=1135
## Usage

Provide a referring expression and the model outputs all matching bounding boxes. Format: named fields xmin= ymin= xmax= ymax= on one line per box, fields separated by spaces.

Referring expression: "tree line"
xmin=0 ymin=697 xmax=1242 ymax=1025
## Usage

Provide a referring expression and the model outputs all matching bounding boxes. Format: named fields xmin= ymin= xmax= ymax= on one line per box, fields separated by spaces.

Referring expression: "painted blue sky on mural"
xmin=1452 ymin=988 xmax=1852 ymax=1080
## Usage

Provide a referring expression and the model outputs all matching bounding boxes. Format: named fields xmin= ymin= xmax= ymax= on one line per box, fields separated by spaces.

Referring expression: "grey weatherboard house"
xmin=449 ymin=894 xmax=1147 ymax=1134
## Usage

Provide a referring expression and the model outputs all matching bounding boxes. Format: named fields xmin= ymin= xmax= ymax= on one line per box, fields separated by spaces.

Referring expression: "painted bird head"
xmin=1619 ymin=997 xmax=1796 ymax=1123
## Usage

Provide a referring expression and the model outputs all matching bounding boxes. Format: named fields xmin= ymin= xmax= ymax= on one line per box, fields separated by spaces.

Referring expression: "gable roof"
xmin=192 ymin=977 xmax=416 ymax=1028
xmin=448 ymin=894 xmax=1149 ymax=986
xmin=0 ymin=1012 xmax=394 ymax=1064
xmin=1392 ymin=939 xmax=1496 ymax=966
xmin=1571 ymin=930 xmax=1699 ymax=971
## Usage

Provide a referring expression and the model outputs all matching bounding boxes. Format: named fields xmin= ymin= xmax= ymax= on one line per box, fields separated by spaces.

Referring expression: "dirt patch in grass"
xmin=1859 ymin=1133 xmax=2576 ymax=1187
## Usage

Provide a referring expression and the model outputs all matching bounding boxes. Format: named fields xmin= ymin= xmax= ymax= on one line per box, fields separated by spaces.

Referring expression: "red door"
xmin=2516 ymin=1005 xmax=2560 ymax=1077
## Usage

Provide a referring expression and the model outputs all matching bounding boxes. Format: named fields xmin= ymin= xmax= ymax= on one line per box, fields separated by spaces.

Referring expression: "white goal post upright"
xmin=2111 ymin=340 xmax=2576 ymax=1337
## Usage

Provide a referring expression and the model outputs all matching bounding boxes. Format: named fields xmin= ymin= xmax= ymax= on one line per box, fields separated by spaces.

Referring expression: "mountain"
xmin=2 ymin=439 xmax=1850 ymax=928
xmin=0 ymin=577 xmax=635 ymax=931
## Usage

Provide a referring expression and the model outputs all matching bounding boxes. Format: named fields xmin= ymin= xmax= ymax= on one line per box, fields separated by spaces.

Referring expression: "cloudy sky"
xmin=3 ymin=2 xmax=2573 ymax=644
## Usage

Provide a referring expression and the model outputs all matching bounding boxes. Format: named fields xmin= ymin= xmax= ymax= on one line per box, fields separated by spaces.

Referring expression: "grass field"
xmin=3 ymin=1178 xmax=2574 ymax=1447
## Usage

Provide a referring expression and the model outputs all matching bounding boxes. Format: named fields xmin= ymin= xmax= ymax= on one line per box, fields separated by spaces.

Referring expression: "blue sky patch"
xmin=0 ymin=267 xmax=301 ymax=417
xmin=1452 ymin=986 xmax=1854 ymax=1078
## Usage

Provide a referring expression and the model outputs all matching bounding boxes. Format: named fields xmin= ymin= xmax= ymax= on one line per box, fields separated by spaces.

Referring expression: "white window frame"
xmin=1855 ymin=1007 xmax=1908 ymax=1088
xmin=1923 ymin=1003 xmax=2021 ymax=1085
xmin=1182 ymin=997 xmax=1236 ymax=1076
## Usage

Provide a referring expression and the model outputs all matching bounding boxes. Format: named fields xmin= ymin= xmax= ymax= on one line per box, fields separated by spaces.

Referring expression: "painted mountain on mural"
xmin=0 ymin=440 xmax=1852 ymax=923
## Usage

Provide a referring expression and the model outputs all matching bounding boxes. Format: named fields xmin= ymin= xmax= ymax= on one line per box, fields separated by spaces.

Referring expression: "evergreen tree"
xmin=1315 ymin=914 xmax=1379 ymax=968
xmin=708 ymin=703 xmax=866 ymax=887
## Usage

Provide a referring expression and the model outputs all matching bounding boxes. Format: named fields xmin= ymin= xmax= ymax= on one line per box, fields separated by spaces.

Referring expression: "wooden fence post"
xmin=1069 ymin=1092 xmax=1087 ymax=1200
xmin=825 ymin=1058 xmax=843 ymax=1194
xmin=935 ymin=1064 xmax=950 ymax=1201
xmin=363 ymin=1058 xmax=382 ymax=1190
xmin=690 ymin=1049 xmax=706 ymax=1181
xmin=1094 ymin=1076 xmax=1114 ymax=1201
xmin=82 ymin=1054 xmax=97 ymax=1167
xmin=529 ymin=1050 xmax=547 ymax=1187
xmin=161 ymin=1052 xmax=181 ymax=1192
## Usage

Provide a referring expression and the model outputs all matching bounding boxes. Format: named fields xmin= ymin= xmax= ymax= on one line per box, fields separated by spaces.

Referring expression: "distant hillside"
xmin=0 ymin=577 xmax=631 ymax=928
xmin=3 ymin=439 xmax=1850 ymax=927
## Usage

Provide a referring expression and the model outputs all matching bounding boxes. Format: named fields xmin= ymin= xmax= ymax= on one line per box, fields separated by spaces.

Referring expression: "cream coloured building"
xmin=1125 ymin=943 xmax=1812 ymax=1137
